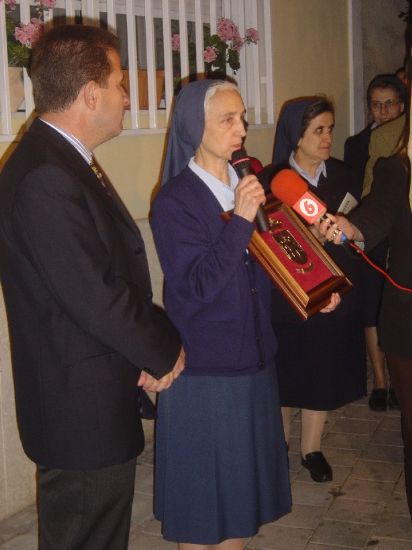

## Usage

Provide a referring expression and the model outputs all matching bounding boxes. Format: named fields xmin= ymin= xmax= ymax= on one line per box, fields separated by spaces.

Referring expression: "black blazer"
xmin=0 ymin=119 xmax=181 ymax=469
xmin=344 ymin=124 xmax=373 ymax=182
xmin=349 ymin=157 xmax=412 ymax=358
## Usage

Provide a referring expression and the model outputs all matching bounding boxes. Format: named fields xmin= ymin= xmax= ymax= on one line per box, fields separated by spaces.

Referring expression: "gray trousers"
xmin=38 ymin=458 xmax=136 ymax=550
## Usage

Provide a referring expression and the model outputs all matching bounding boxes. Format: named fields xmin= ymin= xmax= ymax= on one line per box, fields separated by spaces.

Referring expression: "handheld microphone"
xmin=231 ymin=148 xmax=270 ymax=232
xmin=270 ymin=169 xmax=347 ymax=242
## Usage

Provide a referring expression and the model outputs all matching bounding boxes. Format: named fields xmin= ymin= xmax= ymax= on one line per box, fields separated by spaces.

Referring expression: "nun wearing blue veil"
xmin=151 ymin=79 xmax=291 ymax=548
xmin=269 ymin=97 xmax=366 ymax=484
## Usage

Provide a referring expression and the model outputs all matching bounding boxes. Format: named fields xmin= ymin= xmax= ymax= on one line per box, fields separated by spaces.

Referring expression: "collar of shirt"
xmin=40 ymin=118 xmax=93 ymax=165
xmin=289 ymin=152 xmax=327 ymax=188
xmin=188 ymin=157 xmax=238 ymax=211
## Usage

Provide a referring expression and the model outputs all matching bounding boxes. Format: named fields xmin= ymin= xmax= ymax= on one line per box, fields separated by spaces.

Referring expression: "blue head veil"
xmin=272 ymin=99 xmax=314 ymax=166
xmin=161 ymin=79 xmax=219 ymax=185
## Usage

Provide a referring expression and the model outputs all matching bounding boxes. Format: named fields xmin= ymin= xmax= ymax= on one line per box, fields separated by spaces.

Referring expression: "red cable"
xmin=349 ymin=242 xmax=412 ymax=293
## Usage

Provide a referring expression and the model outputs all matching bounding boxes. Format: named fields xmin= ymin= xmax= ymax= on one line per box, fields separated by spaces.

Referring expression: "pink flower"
xmin=4 ymin=0 xmax=17 ymax=10
xmin=203 ymin=46 xmax=217 ymax=63
xmin=171 ymin=33 xmax=180 ymax=52
xmin=217 ymin=17 xmax=238 ymax=41
xmin=14 ymin=18 xmax=43 ymax=48
xmin=232 ymin=31 xmax=243 ymax=52
xmin=245 ymin=27 xmax=259 ymax=44
xmin=37 ymin=0 xmax=56 ymax=7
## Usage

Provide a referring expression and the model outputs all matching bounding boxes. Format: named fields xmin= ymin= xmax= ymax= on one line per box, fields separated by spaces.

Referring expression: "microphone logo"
xmin=299 ymin=198 xmax=319 ymax=218
xmin=293 ymin=191 xmax=327 ymax=224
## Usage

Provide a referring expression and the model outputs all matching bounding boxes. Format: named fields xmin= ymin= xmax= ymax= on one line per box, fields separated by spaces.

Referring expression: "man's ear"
xmin=84 ymin=80 xmax=99 ymax=109
xmin=400 ymin=102 xmax=405 ymax=113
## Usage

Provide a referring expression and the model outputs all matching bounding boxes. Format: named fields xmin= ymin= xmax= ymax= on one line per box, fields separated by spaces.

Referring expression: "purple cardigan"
xmin=151 ymin=167 xmax=278 ymax=376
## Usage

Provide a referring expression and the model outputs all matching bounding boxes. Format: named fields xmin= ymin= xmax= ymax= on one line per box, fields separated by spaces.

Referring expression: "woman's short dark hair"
xmin=300 ymin=97 xmax=335 ymax=138
xmin=366 ymin=74 xmax=407 ymax=107
xmin=29 ymin=24 xmax=120 ymax=115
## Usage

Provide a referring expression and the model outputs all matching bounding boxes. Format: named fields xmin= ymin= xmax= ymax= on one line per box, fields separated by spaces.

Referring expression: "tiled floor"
xmin=1 ymin=392 xmax=412 ymax=549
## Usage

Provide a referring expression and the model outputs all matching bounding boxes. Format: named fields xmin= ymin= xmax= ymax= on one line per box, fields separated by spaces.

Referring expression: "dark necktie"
xmin=90 ymin=157 xmax=110 ymax=194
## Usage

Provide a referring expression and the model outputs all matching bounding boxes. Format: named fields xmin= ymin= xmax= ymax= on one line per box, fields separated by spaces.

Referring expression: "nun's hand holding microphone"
xmin=233 ymin=175 xmax=266 ymax=223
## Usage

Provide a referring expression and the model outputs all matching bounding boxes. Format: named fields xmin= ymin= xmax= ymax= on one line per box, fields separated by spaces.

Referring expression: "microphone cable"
xmin=348 ymin=241 xmax=412 ymax=293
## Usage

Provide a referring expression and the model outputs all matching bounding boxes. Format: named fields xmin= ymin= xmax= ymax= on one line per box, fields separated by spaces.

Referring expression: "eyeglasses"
xmin=370 ymin=99 xmax=401 ymax=111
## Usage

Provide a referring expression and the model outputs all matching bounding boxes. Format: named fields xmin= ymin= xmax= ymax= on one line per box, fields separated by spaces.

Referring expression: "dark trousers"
xmin=38 ymin=458 xmax=136 ymax=550
xmin=387 ymin=354 xmax=412 ymax=518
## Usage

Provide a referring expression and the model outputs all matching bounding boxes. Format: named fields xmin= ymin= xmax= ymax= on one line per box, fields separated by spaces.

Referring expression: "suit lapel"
xmin=30 ymin=119 xmax=142 ymax=241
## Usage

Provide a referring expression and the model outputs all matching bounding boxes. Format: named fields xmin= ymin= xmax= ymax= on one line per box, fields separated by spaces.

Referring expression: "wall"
xmin=272 ymin=0 xmax=350 ymax=159
xmin=360 ymin=0 xmax=407 ymax=127
xmin=0 ymin=0 xmax=388 ymax=520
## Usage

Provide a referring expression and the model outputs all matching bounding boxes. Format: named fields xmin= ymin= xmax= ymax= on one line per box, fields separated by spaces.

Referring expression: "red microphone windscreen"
xmin=270 ymin=169 xmax=308 ymax=206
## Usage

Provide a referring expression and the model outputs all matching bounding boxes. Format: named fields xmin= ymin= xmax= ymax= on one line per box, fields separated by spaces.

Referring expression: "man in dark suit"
xmin=0 ymin=24 xmax=184 ymax=549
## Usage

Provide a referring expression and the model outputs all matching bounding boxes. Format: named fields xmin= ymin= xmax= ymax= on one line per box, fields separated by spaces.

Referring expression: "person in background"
xmin=0 ymin=24 xmax=184 ymax=550
xmin=318 ymin=121 xmax=412 ymax=517
xmin=344 ymin=74 xmax=406 ymax=182
xmin=344 ymin=74 xmax=406 ymax=412
xmin=151 ymin=79 xmax=294 ymax=549
xmin=261 ymin=97 xmax=366 ymax=483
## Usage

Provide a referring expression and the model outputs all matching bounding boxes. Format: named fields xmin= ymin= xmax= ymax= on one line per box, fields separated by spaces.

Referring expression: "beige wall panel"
xmin=272 ymin=0 xmax=349 ymax=158
xmin=0 ymin=288 xmax=36 ymax=520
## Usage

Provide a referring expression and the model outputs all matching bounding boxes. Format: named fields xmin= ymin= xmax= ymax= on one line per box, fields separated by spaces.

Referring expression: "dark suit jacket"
xmin=344 ymin=123 xmax=373 ymax=182
xmin=349 ymin=157 xmax=412 ymax=358
xmin=0 ymin=119 xmax=181 ymax=469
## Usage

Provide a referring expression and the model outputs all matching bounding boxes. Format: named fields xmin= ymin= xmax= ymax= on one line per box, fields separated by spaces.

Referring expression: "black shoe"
xmin=301 ymin=451 xmax=332 ymax=482
xmin=369 ymin=388 xmax=387 ymax=411
xmin=388 ymin=387 xmax=400 ymax=410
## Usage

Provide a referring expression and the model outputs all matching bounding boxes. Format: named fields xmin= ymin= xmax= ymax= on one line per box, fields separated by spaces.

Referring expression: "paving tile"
xmin=331 ymin=418 xmax=379 ymax=436
xmin=0 ymin=507 xmax=37 ymax=545
xmin=384 ymin=493 xmax=410 ymax=516
xmin=0 ymin=535 xmax=37 ymax=550
xmin=394 ymin=472 xmax=406 ymax=494
xmin=130 ymin=492 xmax=154 ymax=525
xmin=351 ymin=459 xmax=403 ymax=483
xmin=296 ymin=465 xmax=351 ymax=486
xmin=290 ymin=420 xmax=302 ymax=437
xmin=365 ymin=539 xmax=412 ymax=549
xmin=127 ymin=530 xmax=176 ymax=549
xmin=291 ymin=481 xmax=334 ymax=507
xmin=275 ymin=503 xmax=325 ymax=530
xmin=380 ymin=416 xmax=402 ymax=431
xmin=134 ymin=463 xmax=154 ymax=495
xmin=307 ymin=544 xmax=355 ymax=550
xmin=371 ymin=430 xmax=403 ymax=447
xmin=310 ymin=518 xmax=371 ymax=548
xmin=340 ymin=478 xmax=394 ymax=502
xmin=325 ymin=497 xmax=385 ymax=524
xmin=322 ymin=432 xmax=370 ymax=451
xmin=140 ymin=517 xmax=163 ymax=536
xmin=288 ymin=436 xmax=301 ymax=453
xmin=371 ymin=512 xmax=412 ymax=541
xmin=288 ymin=451 xmax=303 ymax=472
xmin=247 ymin=523 xmax=312 ymax=549
xmin=342 ymin=403 xmax=387 ymax=421
xmin=362 ymin=444 xmax=404 ymax=462
xmin=136 ymin=441 xmax=154 ymax=465
xmin=321 ymin=448 xmax=361 ymax=467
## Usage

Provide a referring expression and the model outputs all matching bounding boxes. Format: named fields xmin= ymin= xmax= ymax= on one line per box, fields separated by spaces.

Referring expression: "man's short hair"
xmin=366 ymin=74 xmax=407 ymax=107
xmin=29 ymin=24 xmax=120 ymax=115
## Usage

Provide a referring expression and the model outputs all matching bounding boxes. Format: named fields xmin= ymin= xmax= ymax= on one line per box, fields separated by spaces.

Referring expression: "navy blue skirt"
xmin=154 ymin=361 xmax=291 ymax=544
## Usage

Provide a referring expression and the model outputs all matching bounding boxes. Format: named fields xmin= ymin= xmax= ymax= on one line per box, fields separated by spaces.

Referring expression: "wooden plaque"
xmin=223 ymin=195 xmax=352 ymax=320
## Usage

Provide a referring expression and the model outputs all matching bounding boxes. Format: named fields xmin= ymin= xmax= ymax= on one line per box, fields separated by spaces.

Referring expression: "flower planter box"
xmin=122 ymin=69 xmax=165 ymax=109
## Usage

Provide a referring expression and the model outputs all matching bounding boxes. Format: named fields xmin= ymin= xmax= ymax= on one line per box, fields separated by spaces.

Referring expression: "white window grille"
xmin=0 ymin=0 xmax=273 ymax=138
